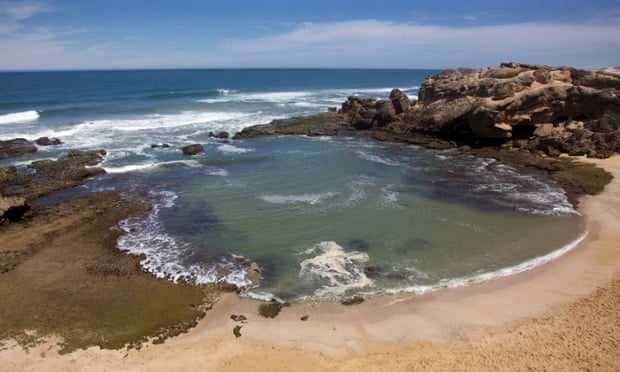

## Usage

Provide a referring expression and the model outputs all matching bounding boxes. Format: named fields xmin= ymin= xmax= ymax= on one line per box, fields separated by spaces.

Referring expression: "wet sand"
xmin=1 ymin=156 xmax=619 ymax=371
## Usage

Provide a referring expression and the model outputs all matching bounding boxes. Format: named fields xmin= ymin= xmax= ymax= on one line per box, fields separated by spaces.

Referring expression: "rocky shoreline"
xmin=0 ymin=62 xmax=617 ymax=353
xmin=236 ymin=62 xmax=618 ymax=204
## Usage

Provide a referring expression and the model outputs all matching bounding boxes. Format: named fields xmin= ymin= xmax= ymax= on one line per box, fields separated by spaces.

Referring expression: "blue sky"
xmin=0 ymin=0 xmax=619 ymax=70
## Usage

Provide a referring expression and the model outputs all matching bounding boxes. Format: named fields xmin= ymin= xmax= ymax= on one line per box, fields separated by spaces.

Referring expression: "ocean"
xmin=0 ymin=69 xmax=586 ymax=302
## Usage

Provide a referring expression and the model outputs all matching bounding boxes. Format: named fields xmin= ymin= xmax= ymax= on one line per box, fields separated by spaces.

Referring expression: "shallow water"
xmin=0 ymin=69 xmax=585 ymax=301
xmin=109 ymin=134 xmax=585 ymax=301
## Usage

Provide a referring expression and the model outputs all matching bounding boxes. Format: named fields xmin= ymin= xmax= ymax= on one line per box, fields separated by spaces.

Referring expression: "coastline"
xmin=1 ymin=155 xmax=619 ymax=370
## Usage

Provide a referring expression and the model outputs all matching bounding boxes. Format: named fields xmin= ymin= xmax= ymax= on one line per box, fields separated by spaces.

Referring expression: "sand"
xmin=1 ymin=156 xmax=619 ymax=371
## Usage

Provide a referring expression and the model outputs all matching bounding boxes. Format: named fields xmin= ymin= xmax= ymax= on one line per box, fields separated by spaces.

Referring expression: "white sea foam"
xmin=356 ymin=150 xmax=403 ymax=166
xmin=240 ymin=291 xmax=287 ymax=303
xmin=217 ymin=144 xmax=254 ymax=154
xmin=343 ymin=175 xmax=374 ymax=206
xmin=0 ymin=110 xmax=39 ymax=124
xmin=475 ymin=162 xmax=578 ymax=216
xmin=259 ymin=192 xmax=336 ymax=205
xmin=205 ymin=166 xmax=229 ymax=176
xmin=299 ymin=241 xmax=373 ymax=298
xmin=116 ymin=190 xmax=255 ymax=288
xmin=103 ymin=159 xmax=203 ymax=174
xmin=380 ymin=185 xmax=404 ymax=209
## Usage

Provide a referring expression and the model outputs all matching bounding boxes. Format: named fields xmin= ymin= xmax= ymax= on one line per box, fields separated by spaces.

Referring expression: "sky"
xmin=0 ymin=0 xmax=619 ymax=70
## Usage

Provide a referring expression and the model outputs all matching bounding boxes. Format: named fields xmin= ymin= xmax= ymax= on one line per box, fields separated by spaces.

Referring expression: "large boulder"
xmin=372 ymin=99 xmax=397 ymax=126
xmin=182 ymin=144 xmax=203 ymax=155
xmin=389 ymin=88 xmax=410 ymax=114
xmin=0 ymin=138 xmax=37 ymax=158
xmin=340 ymin=91 xmax=411 ymax=129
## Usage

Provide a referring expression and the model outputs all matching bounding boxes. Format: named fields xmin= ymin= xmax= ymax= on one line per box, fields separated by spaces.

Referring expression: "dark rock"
xmin=300 ymin=315 xmax=309 ymax=321
xmin=217 ymin=132 xmax=229 ymax=139
xmin=0 ymin=138 xmax=37 ymax=158
xmin=182 ymin=144 xmax=203 ymax=155
xmin=363 ymin=266 xmax=384 ymax=279
xmin=0 ymin=193 xmax=29 ymax=223
xmin=233 ymin=112 xmax=350 ymax=139
xmin=390 ymin=88 xmax=410 ymax=114
xmin=35 ymin=137 xmax=63 ymax=146
xmin=233 ymin=325 xmax=242 ymax=338
xmin=151 ymin=143 xmax=171 ymax=148
xmin=230 ymin=314 xmax=247 ymax=322
xmin=258 ymin=301 xmax=290 ymax=318
xmin=1 ymin=149 xmax=106 ymax=202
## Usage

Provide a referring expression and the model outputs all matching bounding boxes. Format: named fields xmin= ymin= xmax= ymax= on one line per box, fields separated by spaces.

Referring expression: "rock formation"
xmin=0 ymin=149 xmax=106 ymax=203
xmin=339 ymin=63 xmax=620 ymax=158
xmin=0 ymin=138 xmax=37 ymax=158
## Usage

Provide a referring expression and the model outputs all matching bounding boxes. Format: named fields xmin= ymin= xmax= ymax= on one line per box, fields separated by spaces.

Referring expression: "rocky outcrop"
xmin=339 ymin=89 xmax=413 ymax=130
xmin=0 ymin=138 xmax=37 ymax=158
xmin=0 ymin=193 xmax=29 ymax=223
xmin=339 ymin=63 xmax=620 ymax=158
xmin=182 ymin=144 xmax=203 ymax=155
xmin=234 ymin=112 xmax=349 ymax=139
xmin=0 ymin=149 xmax=106 ymax=202
xmin=35 ymin=137 xmax=63 ymax=146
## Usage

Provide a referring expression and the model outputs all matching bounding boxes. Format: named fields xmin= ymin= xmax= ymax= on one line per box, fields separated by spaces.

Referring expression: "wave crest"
xmin=0 ymin=110 xmax=39 ymax=125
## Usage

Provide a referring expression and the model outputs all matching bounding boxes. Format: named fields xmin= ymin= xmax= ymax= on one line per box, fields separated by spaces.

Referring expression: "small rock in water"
xmin=35 ymin=136 xmax=63 ymax=146
xmin=181 ymin=144 xmax=203 ymax=155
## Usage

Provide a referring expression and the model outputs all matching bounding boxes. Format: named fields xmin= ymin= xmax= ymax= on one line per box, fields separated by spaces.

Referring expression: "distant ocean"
xmin=0 ymin=69 xmax=586 ymax=302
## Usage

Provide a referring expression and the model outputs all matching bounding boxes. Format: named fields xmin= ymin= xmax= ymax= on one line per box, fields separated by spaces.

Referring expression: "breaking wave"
xmin=0 ymin=110 xmax=39 ymax=124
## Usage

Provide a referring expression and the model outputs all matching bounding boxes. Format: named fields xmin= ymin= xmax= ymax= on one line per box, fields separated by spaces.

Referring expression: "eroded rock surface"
xmin=339 ymin=63 xmax=620 ymax=158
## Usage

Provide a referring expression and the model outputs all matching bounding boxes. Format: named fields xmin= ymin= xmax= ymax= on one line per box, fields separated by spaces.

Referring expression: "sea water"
xmin=0 ymin=69 xmax=585 ymax=301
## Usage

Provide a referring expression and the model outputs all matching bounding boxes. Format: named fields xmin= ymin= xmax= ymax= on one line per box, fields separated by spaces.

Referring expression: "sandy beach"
xmin=1 ymin=155 xmax=619 ymax=371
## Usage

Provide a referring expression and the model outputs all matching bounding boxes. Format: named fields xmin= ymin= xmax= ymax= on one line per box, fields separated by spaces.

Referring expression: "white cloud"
xmin=1 ymin=17 xmax=619 ymax=70
xmin=224 ymin=19 xmax=620 ymax=68
xmin=0 ymin=1 xmax=53 ymax=20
